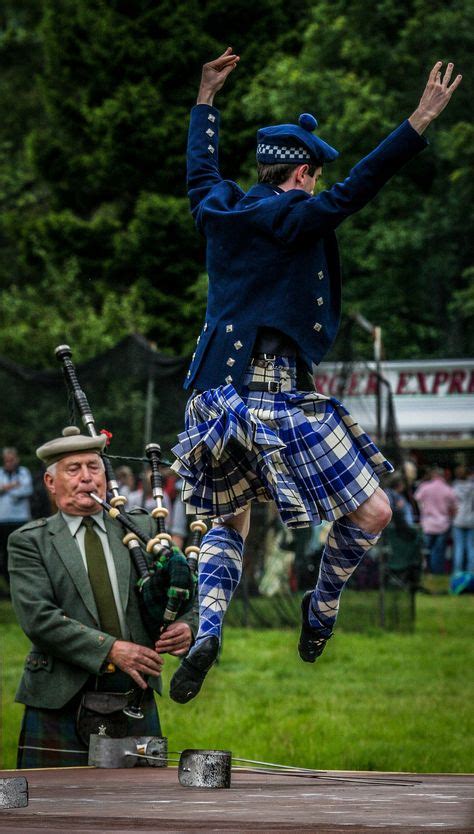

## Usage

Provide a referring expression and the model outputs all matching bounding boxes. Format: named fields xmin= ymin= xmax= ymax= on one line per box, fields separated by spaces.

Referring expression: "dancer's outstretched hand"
xmin=409 ymin=61 xmax=462 ymax=134
xmin=197 ymin=47 xmax=240 ymax=106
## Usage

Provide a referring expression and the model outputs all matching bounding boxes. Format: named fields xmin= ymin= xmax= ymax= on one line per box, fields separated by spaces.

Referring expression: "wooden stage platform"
xmin=0 ymin=766 xmax=472 ymax=832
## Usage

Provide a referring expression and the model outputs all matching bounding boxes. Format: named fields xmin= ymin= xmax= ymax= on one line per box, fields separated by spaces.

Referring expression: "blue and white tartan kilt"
xmin=171 ymin=357 xmax=393 ymax=529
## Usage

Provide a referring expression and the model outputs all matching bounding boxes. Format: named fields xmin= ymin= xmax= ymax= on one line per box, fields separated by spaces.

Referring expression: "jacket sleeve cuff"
xmin=93 ymin=634 xmax=117 ymax=674
xmin=192 ymin=103 xmax=220 ymax=116
xmin=398 ymin=118 xmax=429 ymax=150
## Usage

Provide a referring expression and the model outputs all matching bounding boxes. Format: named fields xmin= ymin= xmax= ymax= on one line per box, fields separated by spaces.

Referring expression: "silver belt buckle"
xmin=251 ymin=354 xmax=277 ymax=366
xmin=268 ymin=380 xmax=281 ymax=393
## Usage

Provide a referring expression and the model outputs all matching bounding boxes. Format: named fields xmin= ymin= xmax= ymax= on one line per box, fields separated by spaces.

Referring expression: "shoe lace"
xmin=308 ymin=631 xmax=332 ymax=648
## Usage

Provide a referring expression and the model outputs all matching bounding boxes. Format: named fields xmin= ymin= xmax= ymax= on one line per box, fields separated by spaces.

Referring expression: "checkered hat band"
xmin=256 ymin=143 xmax=312 ymax=162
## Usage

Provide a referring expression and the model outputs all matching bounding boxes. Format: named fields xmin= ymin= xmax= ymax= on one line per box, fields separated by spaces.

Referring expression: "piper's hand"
xmin=197 ymin=47 xmax=239 ymax=106
xmin=154 ymin=621 xmax=192 ymax=657
xmin=409 ymin=62 xmax=462 ymax=134
xmin=107 ymin=640 xmax=164 ymax=690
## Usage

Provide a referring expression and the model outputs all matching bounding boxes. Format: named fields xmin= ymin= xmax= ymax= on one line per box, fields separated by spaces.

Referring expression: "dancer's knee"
xmin=346 ymin=487 xmax=392 ymax=536
xmin=213 ymin=504 xmax=251 ymax=541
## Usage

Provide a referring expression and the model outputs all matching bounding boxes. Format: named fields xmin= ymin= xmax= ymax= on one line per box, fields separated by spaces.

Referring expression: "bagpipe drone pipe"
xmin=54 ymin=344 xmax=204 ymax=641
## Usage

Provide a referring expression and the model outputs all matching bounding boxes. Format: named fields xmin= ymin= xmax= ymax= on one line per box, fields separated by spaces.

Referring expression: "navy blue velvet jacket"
xmin=184 ymin=104 xmax=427 ymax=393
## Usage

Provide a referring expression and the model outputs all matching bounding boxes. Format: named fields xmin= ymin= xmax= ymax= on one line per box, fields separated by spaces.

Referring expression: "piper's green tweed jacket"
xmin=8 ymin=510 xmax=196 ymax=708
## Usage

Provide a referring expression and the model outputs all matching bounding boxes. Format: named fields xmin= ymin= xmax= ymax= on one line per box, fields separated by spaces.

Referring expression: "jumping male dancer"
xmin=170 ymin=49 xmax=462 ymax=703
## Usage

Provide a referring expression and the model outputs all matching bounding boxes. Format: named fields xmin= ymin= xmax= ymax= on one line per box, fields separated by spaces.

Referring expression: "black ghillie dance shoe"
xmin=169 ymin=636 xmax=219 ymax=703
xmin=298 ymin=591 xmax=333 ymax=663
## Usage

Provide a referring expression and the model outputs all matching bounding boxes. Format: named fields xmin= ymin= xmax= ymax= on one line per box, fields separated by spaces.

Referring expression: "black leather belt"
xmin=246 ymin=380 xmax=284 ymax=393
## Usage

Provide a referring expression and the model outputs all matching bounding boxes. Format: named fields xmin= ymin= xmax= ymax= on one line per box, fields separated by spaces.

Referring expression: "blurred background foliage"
xmin=0 ymin=0 xmax=472 ymax=367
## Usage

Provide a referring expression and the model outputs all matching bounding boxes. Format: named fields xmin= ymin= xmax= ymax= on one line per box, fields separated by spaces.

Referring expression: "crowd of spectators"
xmin=0 ymin=447 xmax=33 ymax=596
xmin=263 ymin=459 xmax=474 ymax=598
xmin=384 ymin=461 xmax=474 ymax=580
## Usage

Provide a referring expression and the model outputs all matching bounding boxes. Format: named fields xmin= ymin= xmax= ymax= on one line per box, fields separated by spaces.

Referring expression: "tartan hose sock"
xmin=192 ymin=526 xmax=244 ymax=650
xmin=309 ymin=518 xmax=380 ymax=631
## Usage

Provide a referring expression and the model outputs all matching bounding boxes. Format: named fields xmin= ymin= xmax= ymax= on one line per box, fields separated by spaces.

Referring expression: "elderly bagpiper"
xmin=170 ymin=49 xmax=462 ymax=703
xmin=8 ymin=427 xmax=196 ymax=768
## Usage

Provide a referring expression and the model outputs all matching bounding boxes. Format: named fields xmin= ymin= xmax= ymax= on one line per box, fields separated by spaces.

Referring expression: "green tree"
xmin=0 ymin=258 xmax=155 ymax=360
xmin=0 ymin=1 xmax=45 ymax=290
xmin=0 ymin=0 xmax=471 ymax=367
xmin=0 ymin=0 xmax=310 ymax=367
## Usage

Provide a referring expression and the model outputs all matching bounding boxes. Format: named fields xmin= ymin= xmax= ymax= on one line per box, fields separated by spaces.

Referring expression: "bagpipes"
xmin=54 ymin=344 xmax=206 ymax=641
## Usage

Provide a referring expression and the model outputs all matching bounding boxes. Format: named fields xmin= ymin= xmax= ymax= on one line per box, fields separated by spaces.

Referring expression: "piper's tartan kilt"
xmin=172 ymin=357 xmax=393 ymax=528
xmin=17 ymin=674 xmax=160 ymax=769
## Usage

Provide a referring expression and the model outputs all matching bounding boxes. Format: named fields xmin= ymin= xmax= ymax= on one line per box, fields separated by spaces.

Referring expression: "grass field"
xmin=1 ymin=590 xmax=473 ymax=773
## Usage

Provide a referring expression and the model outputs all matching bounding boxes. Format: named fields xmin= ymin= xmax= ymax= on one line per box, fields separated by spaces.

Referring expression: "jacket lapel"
xmin=104 ymin=514 xmax=131 ymax=612
xmin=48 ymin=513 xmax=99 ymax=621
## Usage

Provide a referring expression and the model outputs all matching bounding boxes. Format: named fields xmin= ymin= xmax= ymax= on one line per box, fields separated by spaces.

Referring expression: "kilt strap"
xmin=250 ymin=354 xmax=293 ymax=369
xmin=246 ymin=380 xmax=285 ymax=393
xmin=245 ymin=355 xmax=295 ymax=393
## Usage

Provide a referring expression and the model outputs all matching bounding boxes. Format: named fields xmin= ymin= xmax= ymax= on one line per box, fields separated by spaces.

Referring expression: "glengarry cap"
xmin=36 ymin=426 xmax=106 ymax=467
xmin=256 ymin=113 xmax=339 ymax=165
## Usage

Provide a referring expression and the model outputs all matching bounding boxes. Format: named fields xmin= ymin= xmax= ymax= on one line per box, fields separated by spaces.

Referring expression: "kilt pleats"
xmin=171 ymin=358 xmax=393 ymax=528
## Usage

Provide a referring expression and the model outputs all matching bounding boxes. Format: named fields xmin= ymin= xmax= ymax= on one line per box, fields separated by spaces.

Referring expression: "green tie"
xmin=82 ymin=517 xmax=122 ymax=639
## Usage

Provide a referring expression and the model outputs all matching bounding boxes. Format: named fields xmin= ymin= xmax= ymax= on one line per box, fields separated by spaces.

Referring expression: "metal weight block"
xmin=178 ymin=749 xmax=232 ymax=789
xmin=0 ymin=776 xmax=28 ymax=809
xmin=89 ymin=735 xmax=136 ymax=768
xmin=89 ymin=734 xmax=168 ymax=768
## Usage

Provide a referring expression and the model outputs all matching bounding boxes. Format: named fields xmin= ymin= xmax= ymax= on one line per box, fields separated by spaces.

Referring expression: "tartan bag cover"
xmin=139 ymin=546 xmax=195 ymax=638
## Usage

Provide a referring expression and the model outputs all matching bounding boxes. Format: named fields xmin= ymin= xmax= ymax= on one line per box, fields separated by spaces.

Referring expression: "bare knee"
xmin=346 ymin=488 xmax=392 ymax=536
xmin=376 ymin=495 xmax=393 ymax=532
xmin=213 ymin=504 xmax=252 ymax=541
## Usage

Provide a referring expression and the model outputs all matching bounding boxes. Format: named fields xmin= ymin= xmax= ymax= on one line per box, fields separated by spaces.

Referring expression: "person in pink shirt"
xmin=414 ymin=468 xmax=458 ymax=574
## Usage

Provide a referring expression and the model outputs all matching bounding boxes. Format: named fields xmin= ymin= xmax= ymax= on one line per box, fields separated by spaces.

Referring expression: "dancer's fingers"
xmin=442 ymin=62 xmax=454 ymax=88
